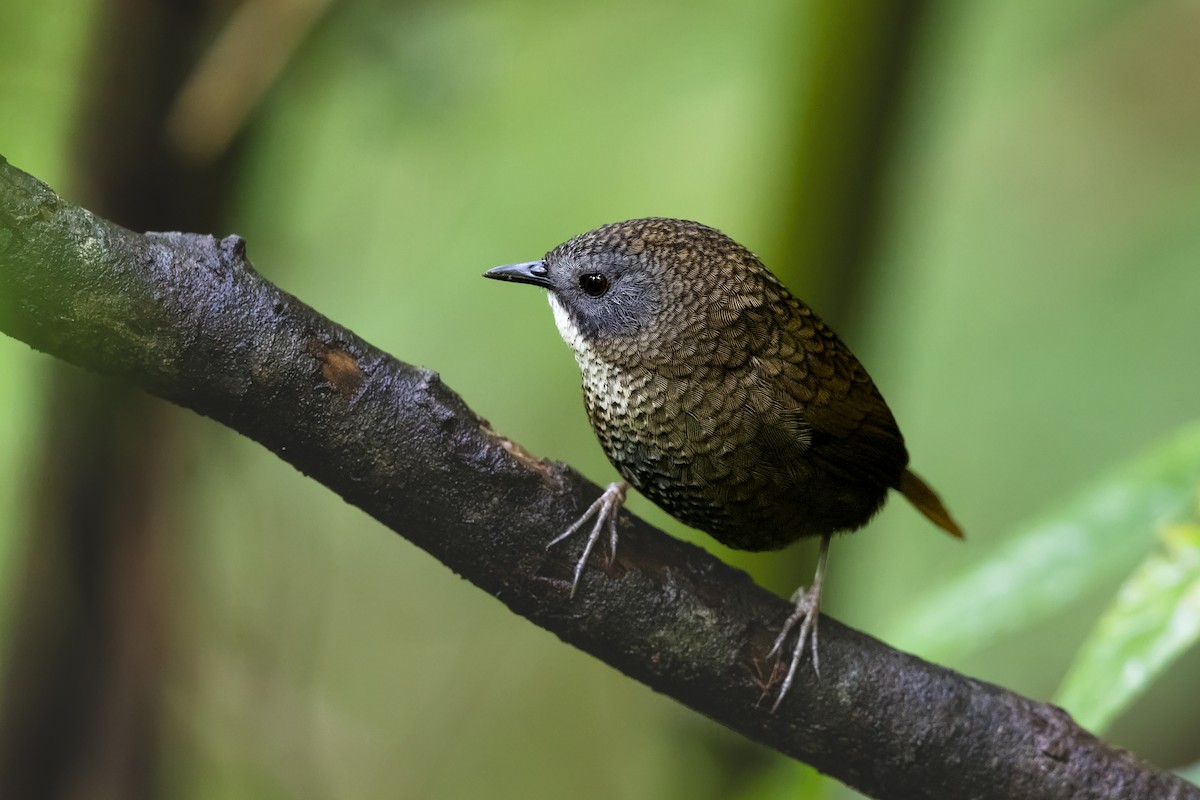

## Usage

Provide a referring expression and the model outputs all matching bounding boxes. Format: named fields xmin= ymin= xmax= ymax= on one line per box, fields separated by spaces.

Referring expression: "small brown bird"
xmin=485 ymin=218 xmax=962 ymax=709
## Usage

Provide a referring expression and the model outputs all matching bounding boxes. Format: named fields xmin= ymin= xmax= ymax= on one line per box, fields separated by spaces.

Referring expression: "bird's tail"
xmin=899 ymin=468 xmax=964 ymax=539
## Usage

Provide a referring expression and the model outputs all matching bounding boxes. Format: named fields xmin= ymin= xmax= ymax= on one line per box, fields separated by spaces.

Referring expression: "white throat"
xmin=548 ymin=292 xmax=587 ymax=354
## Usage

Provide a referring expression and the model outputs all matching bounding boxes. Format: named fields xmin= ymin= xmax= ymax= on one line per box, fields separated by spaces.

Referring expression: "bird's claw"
xmin=766 ymin=533 xmax=830 ymax=712
xmin=547 ymin=481 xmax=629 ymax=597
xmin=768 ymin=584 xmax=821 ymax=711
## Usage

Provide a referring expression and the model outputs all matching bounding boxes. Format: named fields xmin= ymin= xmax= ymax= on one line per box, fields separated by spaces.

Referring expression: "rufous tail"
xmin=899 ymin=468 xmax=964 ymax=539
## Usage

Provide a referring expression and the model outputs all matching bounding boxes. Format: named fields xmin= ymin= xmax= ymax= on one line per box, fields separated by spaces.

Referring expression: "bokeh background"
xmin=3 ymin=0 xmax=1200 ymax=797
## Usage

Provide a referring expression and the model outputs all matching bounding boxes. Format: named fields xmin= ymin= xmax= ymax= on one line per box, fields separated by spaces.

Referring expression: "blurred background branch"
xmin=1 ymin=3 xmax=239 ymax=798
xmin=769 ymin=0 xmax=927 ymax=327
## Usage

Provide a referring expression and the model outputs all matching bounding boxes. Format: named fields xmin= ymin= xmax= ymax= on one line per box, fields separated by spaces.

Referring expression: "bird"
xmin=484 ymin=217 xmax=963 ymax=709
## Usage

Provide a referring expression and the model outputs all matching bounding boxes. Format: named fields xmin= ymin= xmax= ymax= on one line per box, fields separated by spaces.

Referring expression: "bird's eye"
xmin=579 ymin=273 xmax=609 ymax=297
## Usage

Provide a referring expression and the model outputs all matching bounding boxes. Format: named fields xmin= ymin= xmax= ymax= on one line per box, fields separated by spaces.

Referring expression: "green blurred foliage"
xmin=1056 ymin=506 xmax=1200 ymax=734
xmin=895 ymin=422 xmax=1200 ymax=662
xmin=3 ymin=0 xmax=1200 ymax=798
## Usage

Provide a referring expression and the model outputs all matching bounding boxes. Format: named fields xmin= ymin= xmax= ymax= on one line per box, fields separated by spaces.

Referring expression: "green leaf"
xmin=1054 ymin=520 xmax=1200 ymax=733
xmin=892 ymin=421 xmax=1200 ymax=659
xmin=1176 ymin=761 xmax=1200 ymax=787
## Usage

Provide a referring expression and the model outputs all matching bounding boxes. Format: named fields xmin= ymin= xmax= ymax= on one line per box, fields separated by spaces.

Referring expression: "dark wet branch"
xmin=0 ymin=156 xmax=1193 ymax=800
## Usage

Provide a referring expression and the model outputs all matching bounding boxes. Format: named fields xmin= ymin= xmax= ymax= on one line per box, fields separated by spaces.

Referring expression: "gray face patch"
xmin=540 ymin=250 xmax=662 ymax=349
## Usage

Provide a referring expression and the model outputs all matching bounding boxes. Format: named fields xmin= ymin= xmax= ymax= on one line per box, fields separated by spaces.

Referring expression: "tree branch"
xmin=0 ymin=155 xmax=1193 ymax=800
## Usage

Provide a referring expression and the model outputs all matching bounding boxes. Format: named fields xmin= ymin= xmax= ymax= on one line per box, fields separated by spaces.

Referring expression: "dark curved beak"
xmin=483 ymin=260 xmax=551 ymax=288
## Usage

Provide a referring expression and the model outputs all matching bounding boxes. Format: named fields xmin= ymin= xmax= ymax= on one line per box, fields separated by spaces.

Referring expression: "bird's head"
xmin=485 ymin=218 xmax=762 ymax=361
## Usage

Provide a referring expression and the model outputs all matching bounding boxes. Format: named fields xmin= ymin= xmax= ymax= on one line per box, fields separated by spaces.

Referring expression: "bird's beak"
xmin=483 ymin=260 xmax=552 ymax=288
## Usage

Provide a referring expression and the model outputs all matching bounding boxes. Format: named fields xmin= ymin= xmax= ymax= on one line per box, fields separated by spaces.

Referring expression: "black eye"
xmin=579 ymin=273 xmax=609 ymax=297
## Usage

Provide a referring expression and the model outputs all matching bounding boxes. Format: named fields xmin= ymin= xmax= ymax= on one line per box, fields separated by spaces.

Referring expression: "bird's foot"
xmin=767 ymin=583 xmax=822 ymax=711
xmin=766 ymin=533 xmax=831 ymax=712
xmin=547 ymin=481 xmax=629 ymax=597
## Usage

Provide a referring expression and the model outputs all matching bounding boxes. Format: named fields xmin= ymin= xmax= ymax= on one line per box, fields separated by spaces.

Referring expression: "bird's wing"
xmin=743 ymin=291 xmax=909 ymax=490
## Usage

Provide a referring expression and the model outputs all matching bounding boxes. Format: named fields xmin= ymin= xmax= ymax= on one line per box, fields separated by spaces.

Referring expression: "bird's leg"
xmin=547 ymin=481 xmax=629 ymax=598
xmin=768 ymin=533 xmax=831 ymax=711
